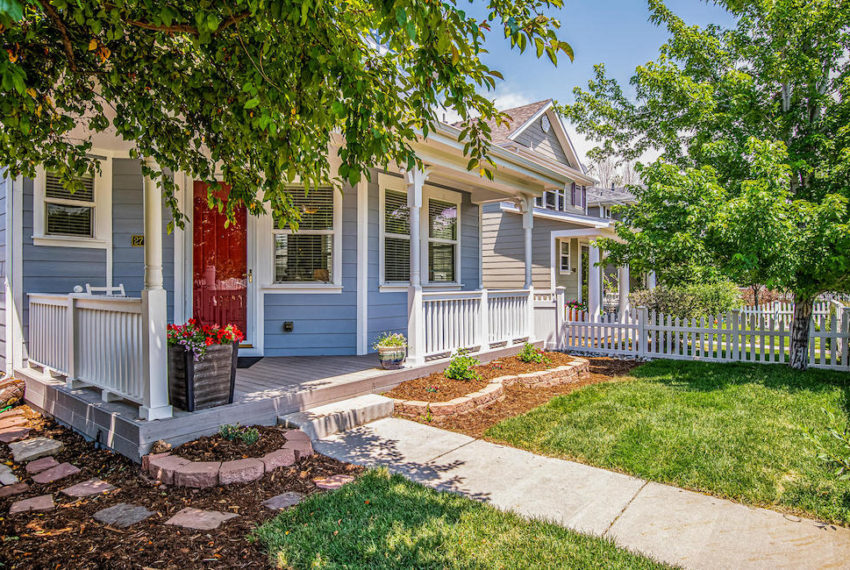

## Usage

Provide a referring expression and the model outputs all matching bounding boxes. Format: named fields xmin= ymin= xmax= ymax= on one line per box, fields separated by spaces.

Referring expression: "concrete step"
xmin=278 ymin=394 xmax=394 ymax=440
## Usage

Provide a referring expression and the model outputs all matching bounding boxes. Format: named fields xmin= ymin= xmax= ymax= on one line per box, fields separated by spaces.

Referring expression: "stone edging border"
xmin=392 ymin=357 xmax=590 ymax=418
xmin=140 ymin=429 xmax=313 ymax=489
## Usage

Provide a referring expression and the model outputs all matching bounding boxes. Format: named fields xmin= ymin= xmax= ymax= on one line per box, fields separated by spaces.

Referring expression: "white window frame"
xmin=378 ymin=174 xmax=411 ymax=289
xmin=33 ymin=157 xmax=112 ymax=249
xmin=559 ymin=238 xmax=572 ymax=274
xmin=264 ymin=185 xmax=343 ymax=292
xmin=423 ymin=186 xmax=462 ymax=287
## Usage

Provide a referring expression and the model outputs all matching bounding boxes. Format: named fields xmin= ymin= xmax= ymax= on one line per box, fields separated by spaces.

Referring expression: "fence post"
xmin=636 ymin=306 xmax=647 ymax=358
xmin=555 ymin=286 xmax=566 ymax=350
xmin=731 ymin=309 xmax=740 ymax=361
xmin=526 ymin=287 xmax=535 ymax=342
xmin=65 ymin=295 xmax=78 ymax=388
xmin=842 ymin=307 xmax=850 ymax=369
xmin=479 ymin=289 xmax=489 ymax=353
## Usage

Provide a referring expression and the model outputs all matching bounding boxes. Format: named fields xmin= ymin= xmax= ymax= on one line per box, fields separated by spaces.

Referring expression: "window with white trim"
xmin=383 ymin=189 xmax=411 ymax=282
xmin=44 ymin=172 xmax=95 ymax=237
xmin=559 ymin=239 xmax=572 ymax=274
xmin=33 ymin=158 xmax=111 ymax=248
xmin=272 ymin=187 xmax=337 ymax=283
xmin=428 ymin=197 xmax=458 ymax=283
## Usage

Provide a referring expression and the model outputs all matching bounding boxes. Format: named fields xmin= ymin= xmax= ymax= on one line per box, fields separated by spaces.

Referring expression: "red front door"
xmin=192 ymin=181 xmax=248 ymax=339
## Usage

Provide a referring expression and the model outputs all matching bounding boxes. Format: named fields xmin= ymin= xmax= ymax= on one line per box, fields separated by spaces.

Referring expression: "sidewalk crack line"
xmin=603 ymin=480 xmax=648 ymax=538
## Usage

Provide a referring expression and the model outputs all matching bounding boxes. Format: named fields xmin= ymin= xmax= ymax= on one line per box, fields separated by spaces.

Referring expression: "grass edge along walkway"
xmin=253 ymin=469 xmax=669 ymax=569
xmin=486 ymin=359 xmax=850 ymax=526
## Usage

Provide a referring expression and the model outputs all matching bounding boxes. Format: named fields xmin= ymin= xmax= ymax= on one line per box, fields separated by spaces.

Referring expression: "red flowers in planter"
xmin=167 ymin=319 xmax=244 ymax=360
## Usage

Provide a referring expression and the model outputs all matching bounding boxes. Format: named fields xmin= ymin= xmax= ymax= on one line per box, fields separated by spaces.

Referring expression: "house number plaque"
xmin=131 ymin=235 xmax=145 ymax=247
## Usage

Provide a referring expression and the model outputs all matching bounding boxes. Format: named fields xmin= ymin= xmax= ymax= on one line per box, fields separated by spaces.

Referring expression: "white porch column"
xmin=618 ymin=264 xmax=630 ymax=320
xmin=647 ymin=271 xmax=657 ymax=290
xmin=588 ymin=244 xmax=602 ymax=322
xmin=406 ymin=167 xmax=428 ymax=367
xmin=356 ymin=180 xmax=369 ymax=355
xmin=140 ymin=159 xmax=172 ymax=420
xmin=522 ymin=196 xmax=535 ymax=339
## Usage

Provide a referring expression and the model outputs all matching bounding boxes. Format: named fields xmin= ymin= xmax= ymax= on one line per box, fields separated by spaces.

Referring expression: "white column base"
xmin=406 ymin=284 xmax=425 ymax=367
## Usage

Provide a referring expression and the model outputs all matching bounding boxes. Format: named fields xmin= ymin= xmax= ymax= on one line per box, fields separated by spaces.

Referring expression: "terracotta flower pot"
xmin=377 ymin=345 xmax=407 ymax=370
xmin=168 ymin=343 xmax=238 ymax=412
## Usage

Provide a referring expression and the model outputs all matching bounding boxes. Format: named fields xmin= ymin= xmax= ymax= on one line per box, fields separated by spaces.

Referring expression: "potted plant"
xmin=167 ymin=319 xmax=244 ymax=412
xmin=566 ymin=300 xmax=588 ymax=321
xmin=373 ymin=332 xmax=407 ymax=370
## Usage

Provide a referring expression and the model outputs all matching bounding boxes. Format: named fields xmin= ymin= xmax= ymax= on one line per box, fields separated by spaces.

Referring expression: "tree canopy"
xmin=0 ymin=0 xmax=572 ymax=228
xmin=560 ymin=0 xmax=850 ymax=368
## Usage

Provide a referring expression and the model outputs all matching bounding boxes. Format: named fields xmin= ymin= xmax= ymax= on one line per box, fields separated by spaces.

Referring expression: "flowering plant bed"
xmin=385 ymin=351 xmax=576 ymax=403
xmin=385 ymin=352 xmax=590 ymax=419
xmin=167 ymin=319 xmax=244 ymax=359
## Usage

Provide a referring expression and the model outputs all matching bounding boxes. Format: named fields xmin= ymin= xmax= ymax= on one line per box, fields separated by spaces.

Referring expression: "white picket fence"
xmin=560 ymin=304 xmax=850 ymax=370
xmin=28 ymin=293 xmax=147 ymax=404
xmin=421 ymin=289 xmax=531 ymax=358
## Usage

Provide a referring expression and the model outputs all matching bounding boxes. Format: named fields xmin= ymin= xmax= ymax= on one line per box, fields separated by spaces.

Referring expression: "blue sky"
xmin=460 ymin=0 xmax=738 ymax=159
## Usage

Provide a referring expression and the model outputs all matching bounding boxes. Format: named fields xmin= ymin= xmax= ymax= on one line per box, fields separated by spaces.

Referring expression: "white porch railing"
xmin=28 ymin=293 xmax=146 ymax=404
xmin=420 ymin=288 xmax=533 ymax=359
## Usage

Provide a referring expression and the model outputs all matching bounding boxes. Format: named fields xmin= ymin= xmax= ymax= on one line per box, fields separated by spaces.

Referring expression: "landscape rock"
xmin=263 ymin=491 xmax=305 ymax=510
xmin=26 ymin=456 xmax=59 ymax=475
xmin=61 ymin=478 xmax=116 ymax=498
xmin=0 ymin=407 xmax=26 ymax=420
xmin=261 ymin=449 xmax=296 ymax=472
xmin=148 ymin=455 xmax=191 ymax=485
xmin=32 ymin=462 xmax=80 ymax=484
xmin=9 ymin=494 xmax=54 ymax=514
xmin=141 ymin=452 xmax=170 ymax=473
xmin=0 ymin=415 xmax=28 ymax=430
xmin=9 ymin=437 xmax=64 ymax=463
xmin=219 ymin=458 xmax=264 ymax=485
xmin=0 ymin=482 xmax=28 ymax=498
xmin=283 ymin=438 xmax=313 ymax=460
xmin=151 ymin=439 xmax=173 ymax=454
xmin=0 ymin=464 xmax=19 ymax=485
xmin=313 ymin=474 xmax=355 ymax=490
xmin=0 ymin=427 xmax=31 ymax=443
xmin=94 ymin=503 xmax=154 ymax=528
xmin=284 ymin=429 xmax=311 ymax=444
xmin=173 ymin=461 xmax=220 ymax=488
xmin=165 ymin=507 xmax=237 ymax=530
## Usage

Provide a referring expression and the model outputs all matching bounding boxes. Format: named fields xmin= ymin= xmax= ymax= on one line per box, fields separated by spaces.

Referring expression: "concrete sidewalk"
xmin=314 ymin=418 xmax=850 ymax=569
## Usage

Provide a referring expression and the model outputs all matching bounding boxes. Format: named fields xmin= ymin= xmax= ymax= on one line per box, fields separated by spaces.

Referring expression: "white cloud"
xmin=438 ymin=88 xmax=534 ymax=124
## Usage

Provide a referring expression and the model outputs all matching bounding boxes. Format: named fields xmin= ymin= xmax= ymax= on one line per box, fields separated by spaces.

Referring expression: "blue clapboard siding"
xmin=110 ymin=158 xmax=175 ymax=320
xmin=0 ymin=176 xmax=7 ymax=368
xmin=364 ymin=173 xmax=480 ymax=352
xmin=263 ymin=184 xmax=358 ymax=356
xmin=21 ymin=178 xmax=107 ymax=344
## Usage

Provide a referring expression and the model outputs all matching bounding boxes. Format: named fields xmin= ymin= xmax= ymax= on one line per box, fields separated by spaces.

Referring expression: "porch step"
xmin=277 ymin=394 xmax=394 ymax=440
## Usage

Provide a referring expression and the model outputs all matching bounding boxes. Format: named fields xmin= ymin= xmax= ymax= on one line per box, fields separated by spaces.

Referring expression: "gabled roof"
xmin=454 ymin=99 xmax=552 ymax=145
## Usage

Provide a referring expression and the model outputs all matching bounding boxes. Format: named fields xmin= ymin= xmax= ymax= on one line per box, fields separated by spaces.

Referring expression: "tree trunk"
xmin=789 ymin=295 xmax=815 ymax=370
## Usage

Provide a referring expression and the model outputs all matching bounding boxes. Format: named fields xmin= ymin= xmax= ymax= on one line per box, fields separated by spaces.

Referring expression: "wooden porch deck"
xmin=18 ymin=344 xmax=531 ymax=461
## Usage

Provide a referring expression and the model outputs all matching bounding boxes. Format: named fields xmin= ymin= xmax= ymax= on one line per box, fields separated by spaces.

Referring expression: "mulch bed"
xmin=407 ymin=357 xmax=640 ymax=438
xmin=174 ymin=425 xmax=289 ymax=462
xmin=383 ymin=351 xmax=575 ymax=403
xmin=0 ymin=407 xmax=363 ymax=569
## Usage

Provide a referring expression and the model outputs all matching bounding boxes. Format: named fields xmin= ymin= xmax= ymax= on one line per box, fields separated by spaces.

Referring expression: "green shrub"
xmin=219 ymin=423 xmax=260 ymax=445
xmin=239 ymin=427 xmax=260 ymax=446
xmin=517 ymin=342 xmax=550 ymax=365
xmin=373 ymin=331 xmax=406 ymax=349
xmin=630 ymin=281 xmax=741 ymax=319
xmin=444 ymin=350 xmax=481 ymax=381
xmin=219 ymin=423 xmax=242 ymax=441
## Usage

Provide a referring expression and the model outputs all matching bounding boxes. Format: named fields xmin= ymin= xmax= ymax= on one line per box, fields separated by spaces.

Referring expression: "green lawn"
xmin=253 ymin=470 xmax=668 ymax=569
xmin=486 ymin=360 xmax=850 ymax=525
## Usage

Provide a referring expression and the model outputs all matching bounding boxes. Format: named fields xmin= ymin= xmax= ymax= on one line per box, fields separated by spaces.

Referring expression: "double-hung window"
xmin=44 ymin=172 xmax=96 ymax=238
xmin=272 ymin=187 xmax=337 ymax=283
xmin=383 ymin=189 xmax=411 ymax=282
xmin=33 ymin=157 xmax=111 ymax=248
xmin=427 ymin=196 xmax=459 ymax=283
xmin=559 ymin=239 xmax=572 ymax=274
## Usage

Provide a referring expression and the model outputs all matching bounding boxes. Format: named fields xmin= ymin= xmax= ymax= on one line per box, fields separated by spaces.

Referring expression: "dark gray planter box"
xmin=168 ymin=344 xmax=238 ymax=412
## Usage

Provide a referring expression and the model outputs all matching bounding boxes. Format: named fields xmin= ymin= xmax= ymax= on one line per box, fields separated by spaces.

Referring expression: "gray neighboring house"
xmin=479 ymin=100 xmax=641 ymax=316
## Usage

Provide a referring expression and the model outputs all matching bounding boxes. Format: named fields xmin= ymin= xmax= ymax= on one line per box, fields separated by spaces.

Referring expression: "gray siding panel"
xmin=481 ymin=207 xmax=584 ymax=295
xmin=110 ymin=159 xmax=175 ymax=320
xmin=514 ymin=119 xmax=572 ymax=167
xmin=263 ymin=184 xmax=358 ymax=356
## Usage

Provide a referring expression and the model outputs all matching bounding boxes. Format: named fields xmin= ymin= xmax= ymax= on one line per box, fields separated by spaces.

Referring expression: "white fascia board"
xmin=499 ymin=202 xmax=612 ymax=229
